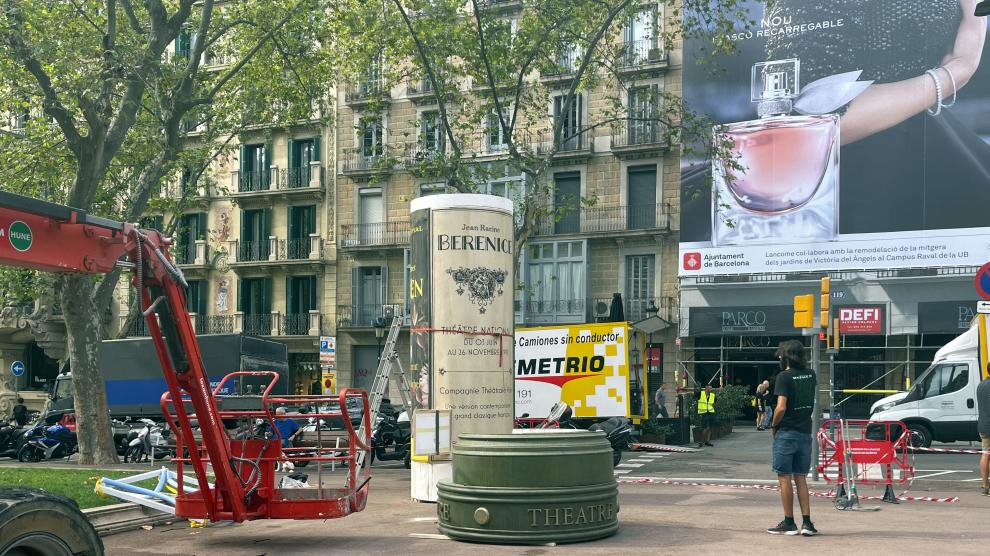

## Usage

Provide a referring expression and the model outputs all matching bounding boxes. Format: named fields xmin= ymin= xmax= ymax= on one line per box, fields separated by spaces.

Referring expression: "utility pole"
xmin=810 ymin=332 xmax=821 ymax=481
xmin=794 ymin=276 xmax=832 ymax=481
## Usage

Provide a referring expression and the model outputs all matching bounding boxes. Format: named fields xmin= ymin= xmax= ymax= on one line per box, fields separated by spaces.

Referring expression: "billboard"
xmin=514 ymin=323 xmax=630 ymax=419
xmin=679 ymin=1 xmax=990 ymax=276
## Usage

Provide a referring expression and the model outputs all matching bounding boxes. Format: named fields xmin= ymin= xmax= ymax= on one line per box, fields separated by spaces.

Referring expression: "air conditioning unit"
xmin=592 ymin=299 xmax=611 ymax=321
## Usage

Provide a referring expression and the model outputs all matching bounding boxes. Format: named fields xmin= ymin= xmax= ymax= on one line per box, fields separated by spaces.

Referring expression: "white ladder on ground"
xmin=356 ymin=312 xmax=413 ymax=469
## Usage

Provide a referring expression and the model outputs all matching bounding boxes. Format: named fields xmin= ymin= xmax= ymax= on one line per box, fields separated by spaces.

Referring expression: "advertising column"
xmin=409 ymin=194 xmax=515 ymax=501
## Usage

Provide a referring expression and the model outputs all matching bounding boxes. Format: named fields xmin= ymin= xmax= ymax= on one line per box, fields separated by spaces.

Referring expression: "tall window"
xmin=186 ymin=280 xmax=207 ymax=316
xmin=288 ymin=205 xmax=316 ymax=259
xmin=176 ymin=213 xmax=206 ymax=264
xmin=553 ymin=94 xmax=583 ymax=151
xmin=625 ymin=255 xmax=656 ymax=321
xmin=238 ymin=278 xmax=272 ymax=335
xmin=420 ymin=110 xmax=444 ymax=154
xmin=627 ymin=165 xmax=658 ymax=229
xmin=240 ymin=208 xmax=271 ymax=261
xmin=353 ymin=266 xmax=386 ymax=326
xmin=624 ymin=4 xmax=661 ymax=64
xmin=358 ymin=188 xmax=384 ymax=244
xmin=288 ymin=137 xmax=320 ymax=187
xmin=358 ymin=116 xmax=384 ymax=159
xmin=526 ymin=240 xmax=587 ymax=323
xmin=285 ymin=276 xmax=317 ymax=334
xmin=486 ymin=107 xmax=512 ymax=152
xmin=553 ymin=172 xmax=581 ymax=235
xmin=239 ymin=143 xmax=270 ymax=191
xmin=628 ymin=85 xmax=661 ymax=144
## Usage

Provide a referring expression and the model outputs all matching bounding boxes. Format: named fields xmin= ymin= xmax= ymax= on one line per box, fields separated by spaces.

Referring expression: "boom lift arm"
xmin=0 ymin=191 xmax=256 ymax=521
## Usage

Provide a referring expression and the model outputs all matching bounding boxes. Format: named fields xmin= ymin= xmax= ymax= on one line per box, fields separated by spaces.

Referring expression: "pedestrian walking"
xmin=697 ymin=384 xmax=716 ymax=448
xmin=11 ymin=397 xmax=28 ymax=426
xmin=654 ymin=383 xmax=669 ymax=419
xmin=766 ymin=339 xmax=819 ymax=537
xmin=977 ymin=364 xmax=990 ymax=496
xmin=755 ymin=380 xmax=772 ymax=430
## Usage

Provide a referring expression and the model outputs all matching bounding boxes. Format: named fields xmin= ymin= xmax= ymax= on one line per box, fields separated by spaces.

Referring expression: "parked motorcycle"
xmin=0 ymin=420 xmax=27 ymax=458
xmin=369 ymin=404 xmax=410 ymax=469
xmin=589 ymin=416 xmax=633 ymax=466
xmin=17 ymin=422 xmax=78 ymax=462
xmin=123 ymin=419 xmax=170 ymax=463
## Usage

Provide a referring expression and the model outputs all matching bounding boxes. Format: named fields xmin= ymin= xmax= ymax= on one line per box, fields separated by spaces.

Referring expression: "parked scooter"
xmin=589 ymin=416 xmax=633 ymax=466
xmin=17 ymin=422 xmax=78 ymax=462
xmin=369 ymin=403 xmax=410 ymax=469
xmin=123 ymin=419 xmax=169 ymax=463
xmin=0 ymin=420 xmax=27 ymax=458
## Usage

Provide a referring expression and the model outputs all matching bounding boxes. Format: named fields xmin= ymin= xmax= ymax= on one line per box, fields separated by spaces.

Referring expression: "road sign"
xmin=319 ymin=336 xmax=336 ymax=367
xmin=10 ymin=360 xmax=25 ymax=377
xmin=976 ymin=262 xmax=990 ymax=301
xmin=978 ymin=301 xmax=990 ymax=314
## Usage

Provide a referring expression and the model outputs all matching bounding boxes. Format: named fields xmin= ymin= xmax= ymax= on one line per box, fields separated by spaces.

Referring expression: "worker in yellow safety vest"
xmin=697 ymin=384 xmax=716 ymax=448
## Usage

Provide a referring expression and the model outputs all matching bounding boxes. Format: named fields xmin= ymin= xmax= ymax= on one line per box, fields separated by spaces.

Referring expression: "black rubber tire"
xmin=906 ymin=423 xmax=933 ymax=449
xmin=17 ymin=445 xmax=39 ymax=463
xmin=613 ymin=449 xmax=622 ymax=467
xmin=0 ymin=487 xmax=104 ymax=556
xmin=124 ymin=444 xmax=144 ymax=463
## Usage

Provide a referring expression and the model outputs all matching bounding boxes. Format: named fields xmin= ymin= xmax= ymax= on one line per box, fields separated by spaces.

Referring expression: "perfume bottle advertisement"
xmin=679 ymin=0 xmax=990 ymax=275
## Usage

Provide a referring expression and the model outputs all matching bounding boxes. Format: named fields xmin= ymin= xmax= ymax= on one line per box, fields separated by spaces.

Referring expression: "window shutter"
xmin=285 ymin=276 xmax=294 ymax=315
xmin=381 ymin=264 xmax=389 ymax=307
xmin=351 ymin=267 xmax=360 ymax=311
xmin=312 ymin=136 xmax=321 ymax=162
xmin=236 ymin=278 xmax=244 ymax=312
xmin=288 ymin=206 xmax=298 ymax=240
xmin=263 ymin=278 xmax=272 ymax=315
xmin=240 ymin=209 xmax=248 ymax=241
xmin=306 ymin=205 xmax=316 ymax=235
xmin=263 ymin=143 xmax=273 ymax=187
xmin=197 ymin=213 xmax=207 ymax=240
xmin=239 ymin=144 xmax=247 ymax=176
xmin=308 ymin=276 xmax=317 ymax=310
xmin=288 ymin=138 xmax=297 ymax=169
xmin=262 ymin=208 xmax=272 ymax=239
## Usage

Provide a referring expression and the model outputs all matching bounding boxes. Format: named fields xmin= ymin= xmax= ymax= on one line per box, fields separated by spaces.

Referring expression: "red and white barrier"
xmin=616 ymin=477 xmax=960 ymax=503
xmin=906 ymin=446 xmax=990 ymax=455
xmin=631 ymin=443 xmax=699 ymax=453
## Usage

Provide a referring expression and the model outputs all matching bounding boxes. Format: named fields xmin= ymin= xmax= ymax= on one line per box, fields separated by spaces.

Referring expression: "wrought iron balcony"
xmin=611 ymin=122 xmax=669 ymax=154
xmin=345 ymin=79 xmax=390 ymax=105
xmin=238 ymin=240 xmax=271 ymax=262
xmin=339 ymin=147 xmax=393 ymax=176
xmin=618 ymin=39 xmax=667 ymax=69
xmin=336 ymin=303 xmax=407 ymax=328
xmin=533 ymin=202 xmax=670 ymax=236
xmin=237 ymin=170 xmax=271 ymax=192
xmin=242 ymin=313 xmax=275 ymax=336
xmin=340 ymin=220 xmax=410 ymax=249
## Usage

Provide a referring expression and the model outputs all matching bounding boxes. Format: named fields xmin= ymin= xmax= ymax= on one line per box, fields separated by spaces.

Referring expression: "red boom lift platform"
xmin=0 ymin=191 xmax=371 ymax=523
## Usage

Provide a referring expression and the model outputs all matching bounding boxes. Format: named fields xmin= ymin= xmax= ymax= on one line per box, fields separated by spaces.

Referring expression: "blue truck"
xmin=48 ymin=333 xmax=289 ymax=420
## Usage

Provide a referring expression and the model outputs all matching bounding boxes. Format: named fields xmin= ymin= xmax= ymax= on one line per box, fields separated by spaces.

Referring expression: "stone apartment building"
xmin=0 ymin=2 xmax=683 ymax=411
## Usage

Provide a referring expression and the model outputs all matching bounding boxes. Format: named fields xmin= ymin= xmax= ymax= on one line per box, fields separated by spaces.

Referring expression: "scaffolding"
xmin=675 ymin=333 xmax=956 ymax=418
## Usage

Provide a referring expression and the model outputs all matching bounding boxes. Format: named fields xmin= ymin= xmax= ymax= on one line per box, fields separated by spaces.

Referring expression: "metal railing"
xmin=282 ymin=238 xmax=312 ymax=260
xmin=172 ymin=242 xmax=198 ymax=265
xmin=534 ymin=202 xmax=670 ymax=235
xmin=243 ymin=313 xmax=274 ymax=336
xmin=238 ymin=170 xmax=270 ymax=192
xmin=345 ymin=79 xmax=389 ymax=103
xmin=281 ymin=313 xmax=313 ymax=336
xmin=406 ymin=76 xmax=435 ymax=96
xmin=238 ymin=240 xmax=270 ymax=262
xmin=203 ymin=315 xmax=234 ymax=334
xmin=282 ymin=166 xmax=322 ymax=189
xmin=612 ymin=122 xmax=668 ymax=149
xmin=520 ymin=295 xmax=676 ymax=323
xmin=336 ymin=303 xmax=406 ymax=328
xmin=339 ymin=147 xmax=392 ymax=174
xmin=340 ymin=220 xmax=410 ymax=248
xmin=619 ymin=39 xmax=666 ymax=67
xmin=544 ymin=48 xmax=581 ymax=76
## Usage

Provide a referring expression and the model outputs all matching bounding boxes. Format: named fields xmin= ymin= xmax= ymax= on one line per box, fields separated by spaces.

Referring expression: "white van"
xmin=870 ymin=324 xmax=982 ymax=447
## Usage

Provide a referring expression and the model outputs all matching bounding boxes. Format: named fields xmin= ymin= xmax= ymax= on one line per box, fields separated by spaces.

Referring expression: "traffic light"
xmin=793 ymin=294 xmax=814 ymax=328
xmin=820 ymin=277 xmax=830 ymax=329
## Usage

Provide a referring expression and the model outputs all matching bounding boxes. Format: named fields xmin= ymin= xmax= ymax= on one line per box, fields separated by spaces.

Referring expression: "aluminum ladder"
xmin=355 ymin=311 xmax=413 ymax=469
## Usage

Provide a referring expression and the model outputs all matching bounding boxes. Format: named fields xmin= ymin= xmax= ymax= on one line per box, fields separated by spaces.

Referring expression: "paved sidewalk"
xmin=102 ymin=467 xmax=990 ymax=555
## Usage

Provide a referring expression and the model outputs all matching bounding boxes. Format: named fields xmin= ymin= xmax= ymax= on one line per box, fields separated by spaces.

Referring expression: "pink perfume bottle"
xmin=712 ymin=59 xmax=839 ymax=246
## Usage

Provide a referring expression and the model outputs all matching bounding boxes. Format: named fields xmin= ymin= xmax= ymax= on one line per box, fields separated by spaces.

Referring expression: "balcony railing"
xmin=281 ymin=313 xmax=315 ymax=336
xmin=618 ymin=39 xmax=666 ymax=68
xmin=612 ymin=122 xmax=669 ymax=150
xmin=172 ymin=241 xmax=198 ymax=265
xmin=339 ymin=147 xmax=392 ymax=175
xmin=336 ymin=303 xmax=406 ymax=328
xmin=543 ymin=48 xmax=581 ymax=78
xmin=340 ymin=220 xmax=410 ymax=248
xmin=203 ymin=315 xmax=235 ymax=334
xmin=277 ymin=236 xmax=323 ymax=260
xmin=345 ymin=79 xmax=389 ymax=104
xmin=237 ymin=170 xmax=271 ymax=192
xmin=519 ymin=296 xmax=677 ymax=324
xmin=243 ymin=313 xmax=275 ymax=336
xmin=238 ymin=240 xmax=271 ymax=262
xmin=282 ymin=165 xmax=324 ymax=189
xmin=534 ymin=202 xmax=670 ymax=236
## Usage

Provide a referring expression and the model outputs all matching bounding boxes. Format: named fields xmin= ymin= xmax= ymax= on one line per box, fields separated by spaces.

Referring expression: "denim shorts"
xmin=772 ymin=430 xmax=812 ymax=475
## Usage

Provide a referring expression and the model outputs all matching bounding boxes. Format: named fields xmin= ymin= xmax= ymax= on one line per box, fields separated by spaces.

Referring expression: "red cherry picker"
xmin=0 ymin=191 xmax=371 ymax=523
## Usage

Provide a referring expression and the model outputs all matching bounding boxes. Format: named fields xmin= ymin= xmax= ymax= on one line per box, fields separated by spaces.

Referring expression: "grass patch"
xmin=0 ymin=468 xmax=167 ymax=509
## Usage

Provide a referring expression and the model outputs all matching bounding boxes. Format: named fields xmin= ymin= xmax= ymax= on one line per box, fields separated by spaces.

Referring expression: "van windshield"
xmin=903 ymin=363 xmax=969 ymax=402
xmin=52 ymin=376 xmax=72 ymax=400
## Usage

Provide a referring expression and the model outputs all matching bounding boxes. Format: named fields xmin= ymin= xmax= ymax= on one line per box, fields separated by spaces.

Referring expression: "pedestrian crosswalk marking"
xmin=616 ymin=463 xmax=644 ymax=468
xmin=613 ymin=469 xmax=632 ymax=474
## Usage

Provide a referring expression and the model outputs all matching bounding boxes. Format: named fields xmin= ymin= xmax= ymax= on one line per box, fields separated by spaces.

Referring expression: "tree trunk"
xmin=60 ymin=275 xmax=118 ymax=465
